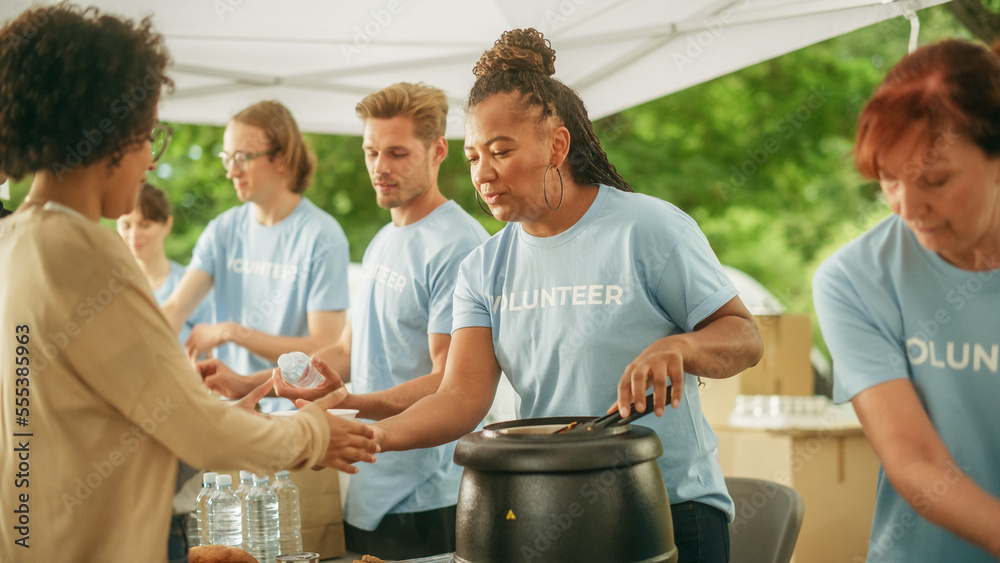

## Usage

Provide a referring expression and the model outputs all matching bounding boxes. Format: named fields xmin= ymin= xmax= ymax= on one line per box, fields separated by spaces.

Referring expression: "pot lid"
xmin=454 ymin=416 xmax=663 ymax=473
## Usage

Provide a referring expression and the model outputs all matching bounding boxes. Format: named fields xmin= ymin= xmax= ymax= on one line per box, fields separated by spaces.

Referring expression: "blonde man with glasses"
xmin=162 ymin=100 xmax=351 ymax=412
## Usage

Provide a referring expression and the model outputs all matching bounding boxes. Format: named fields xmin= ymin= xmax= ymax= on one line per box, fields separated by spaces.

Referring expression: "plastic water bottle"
xmin=272 ymin=470 xmax=304 ymax=554
xmin=277 ymin=352 xmax=322 ymax=388
xmin=245 ymin=474 xmax=280 ymax=563
xmin=193 ymin=471 xmax=218 ymax=546
xmin=235 ymin=470 xmax=253 ymax=503
xmin=234 ymin=470 xmax=254 ymax=550
xmin=208 ymin=474 xmax=243 ymax=547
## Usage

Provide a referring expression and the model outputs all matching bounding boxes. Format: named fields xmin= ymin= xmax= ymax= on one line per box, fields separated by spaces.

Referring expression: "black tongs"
xmin=554 ymin=389 xmax=668 ymax=434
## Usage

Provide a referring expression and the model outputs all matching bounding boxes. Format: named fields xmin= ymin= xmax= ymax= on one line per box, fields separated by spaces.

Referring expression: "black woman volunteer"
xmin=308 ymin=28 xmax=763 ymax=563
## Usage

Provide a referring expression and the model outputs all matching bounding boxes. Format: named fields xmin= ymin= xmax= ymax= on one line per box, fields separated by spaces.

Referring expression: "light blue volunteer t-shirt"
xmin=155 ymin=261 xmax=214 ymax=347
xmin=814 ymin=214 xmax=1000 ymax=563
xmin=190 ymin=198 xmax=350 ymax=412
xmin=345 ymin=201 xmax=489 ymax=531
xmin=453 ymin=184 xmax=737 ymax=519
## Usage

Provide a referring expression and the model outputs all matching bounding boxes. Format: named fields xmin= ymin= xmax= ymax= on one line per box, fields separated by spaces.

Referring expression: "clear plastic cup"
xmin=326 ymin=409 xmax=359 ymax=420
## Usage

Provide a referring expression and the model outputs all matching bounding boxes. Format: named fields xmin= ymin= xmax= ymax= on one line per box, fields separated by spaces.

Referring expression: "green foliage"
xmin=1 ymin=5 xmax=976 ymax=356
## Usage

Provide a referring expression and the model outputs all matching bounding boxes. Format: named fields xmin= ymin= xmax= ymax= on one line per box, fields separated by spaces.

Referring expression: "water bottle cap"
xmin=277 ymin=353 xmax=295 ymax=372
xmin=240 ymin=470 xmax=253 ymax=479
xmin=276 ymin=470 xmax=290 ymax=477
xmin=203 ymin=471 xmax=218 ymax=484
xmin=253 ymin=473 xmax=269 ymax=483
xmin=216 ymin=474 xmax=232 ymax=486
xmin=279 ymin=351 xmax=310 ymax=371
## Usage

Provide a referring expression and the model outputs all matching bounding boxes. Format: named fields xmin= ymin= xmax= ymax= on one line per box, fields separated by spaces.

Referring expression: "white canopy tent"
xmin=1 ymin=0 xmax=950 ymax=137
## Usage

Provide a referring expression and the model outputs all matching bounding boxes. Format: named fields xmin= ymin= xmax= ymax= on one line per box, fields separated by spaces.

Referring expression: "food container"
xmin=452 ymin=416 xmax=678 ymax=563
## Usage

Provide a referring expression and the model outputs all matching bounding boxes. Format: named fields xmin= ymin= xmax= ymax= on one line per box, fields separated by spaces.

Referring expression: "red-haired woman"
xmin=814 ymin=39 xmax=1000 ymax=562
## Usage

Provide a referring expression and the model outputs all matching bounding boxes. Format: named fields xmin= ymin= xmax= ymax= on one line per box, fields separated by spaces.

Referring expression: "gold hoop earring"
xmin=543 ymin=164 xmax=564 ymax=211
xmin=475 ymin=190 xmax=493 ymax=216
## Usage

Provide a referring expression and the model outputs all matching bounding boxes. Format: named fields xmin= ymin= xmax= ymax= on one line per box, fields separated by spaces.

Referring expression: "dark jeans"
xmin=671 ymin=501 xmax=730 ymax=563
xmin=168 ymin=512 xmax=190 ymax=563
xmin=344 ymin=505 xmax=457 ymax=560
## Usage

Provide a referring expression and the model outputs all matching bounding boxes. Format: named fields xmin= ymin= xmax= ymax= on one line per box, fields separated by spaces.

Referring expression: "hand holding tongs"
xmin=554 ymin=388 xmax=668 ymax=434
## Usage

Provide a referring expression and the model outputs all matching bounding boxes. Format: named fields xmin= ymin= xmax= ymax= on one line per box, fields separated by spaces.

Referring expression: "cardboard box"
xmin=715 ymin=424 xmax=881 ymax=563
xmin=700 ymin=314 xmax=813 ymax=426
xmin=219 ymin=468 xmax=345 ymax=558
xmin=291 ymin=467 xmax=346 ymax=558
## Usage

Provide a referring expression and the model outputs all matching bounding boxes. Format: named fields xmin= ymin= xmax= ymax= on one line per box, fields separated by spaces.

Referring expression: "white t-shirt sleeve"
xmin=813 ymin=257 xmax=909 ymax=403
xmin=304 ymin=230 xmax=350 ymax=312
xmin=452 ymin=250 xmax=492 ymax=332
xmin=652 ymin=222 xmax=737 ymax=332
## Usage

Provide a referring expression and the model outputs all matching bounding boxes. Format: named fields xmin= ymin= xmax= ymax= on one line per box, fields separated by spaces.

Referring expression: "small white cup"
xmin=269 ymin=411 xmax=296 ymax=417
xmin=327 ymin=408 xmax=359 ymax=420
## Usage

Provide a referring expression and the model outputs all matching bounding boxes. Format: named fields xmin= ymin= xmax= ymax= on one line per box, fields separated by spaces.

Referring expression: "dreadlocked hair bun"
xmin=467 ymin=27 xmax=634 ymax=193
xmin=473 ymin=28 xmax=556 ymax=78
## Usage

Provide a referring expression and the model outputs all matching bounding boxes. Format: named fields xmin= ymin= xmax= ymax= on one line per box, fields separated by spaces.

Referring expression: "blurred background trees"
xmin=4 ymin=3 xmax=993 ymax=356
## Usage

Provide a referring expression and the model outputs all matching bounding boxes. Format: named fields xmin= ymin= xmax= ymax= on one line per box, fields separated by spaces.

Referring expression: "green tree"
xmin=1 ymin=4 xmax=981 ymax=357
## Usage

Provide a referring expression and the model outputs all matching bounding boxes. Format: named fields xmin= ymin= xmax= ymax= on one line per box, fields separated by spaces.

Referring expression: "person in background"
xmin=162 ymin=100 xmax=351 ymax=412
xmin=813 ymin=39 xmax=1000 ymax=562
xmin=201 ymin=82 xmax=490 ymax=559
xmin=0 ymin=6 xmax=377 ymax=561
xmin=305 ymin=29 xmax=762 ymax=563
xmin=117 ymin=183 xmax=213 ymax=346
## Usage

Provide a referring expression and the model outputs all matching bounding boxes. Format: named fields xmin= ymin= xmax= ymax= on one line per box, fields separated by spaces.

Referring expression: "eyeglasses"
xmin=150 ymin=122 xmax=173 ymax=163
xmin=219 ymin=149 xmax=278 ymax=171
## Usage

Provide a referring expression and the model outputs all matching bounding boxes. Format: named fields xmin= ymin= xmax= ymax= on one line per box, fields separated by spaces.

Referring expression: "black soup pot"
xmin=453 ymin=417 xmax=678 ymax=563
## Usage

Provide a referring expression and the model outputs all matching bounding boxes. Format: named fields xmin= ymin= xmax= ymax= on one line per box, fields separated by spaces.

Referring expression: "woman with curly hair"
xmin=0 ymin=6 xmax=377 ymax=562
xmin=341 ymin=28 xmax=763 ymax=563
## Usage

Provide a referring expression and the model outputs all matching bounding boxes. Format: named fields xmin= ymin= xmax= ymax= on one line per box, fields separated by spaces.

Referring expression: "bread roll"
xmin=188 ymin=544 xmax=260 ymax=563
